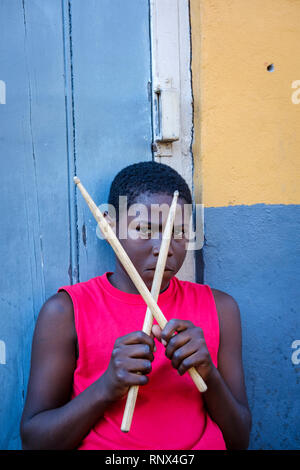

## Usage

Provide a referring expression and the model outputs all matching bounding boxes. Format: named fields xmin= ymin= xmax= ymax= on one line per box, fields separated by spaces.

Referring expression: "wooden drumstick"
xmin=121 ymin=190 xmax=179 ymax=432
xmin=73 ymin=177 xmax=207 ymax=392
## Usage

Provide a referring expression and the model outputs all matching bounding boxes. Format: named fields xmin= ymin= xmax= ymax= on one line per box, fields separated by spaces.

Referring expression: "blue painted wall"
xmin=203 ymin=204 xmax=300 ymax=449
xmin=0 ymin=0 xmax=152 ymax=449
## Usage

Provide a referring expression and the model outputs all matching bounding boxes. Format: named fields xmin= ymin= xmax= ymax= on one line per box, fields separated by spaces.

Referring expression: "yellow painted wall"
xmin=190 ymin=0 xmax=300 ymax=207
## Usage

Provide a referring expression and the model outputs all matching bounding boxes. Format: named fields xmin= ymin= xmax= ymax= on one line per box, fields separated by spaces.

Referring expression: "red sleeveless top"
xmin=57 ymin=272 xmax=226 ymax=450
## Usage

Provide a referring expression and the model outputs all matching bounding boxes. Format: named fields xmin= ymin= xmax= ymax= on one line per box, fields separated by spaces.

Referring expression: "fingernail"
xmin=162 ymin=339 xmax=167 ymax=347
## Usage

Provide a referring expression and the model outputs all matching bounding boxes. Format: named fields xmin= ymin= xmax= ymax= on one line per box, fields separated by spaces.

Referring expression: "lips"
xmin=146 ymin=266 xmax=174 ymax=272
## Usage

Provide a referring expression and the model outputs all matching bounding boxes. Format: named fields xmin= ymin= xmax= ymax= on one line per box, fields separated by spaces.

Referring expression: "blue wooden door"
xmin=0 ymin=0 xmax=152 ymax=449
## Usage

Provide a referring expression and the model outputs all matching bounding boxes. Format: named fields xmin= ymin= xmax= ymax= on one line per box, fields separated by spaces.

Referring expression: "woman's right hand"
xmin=102 ymin=331 xmax=156 ymax=402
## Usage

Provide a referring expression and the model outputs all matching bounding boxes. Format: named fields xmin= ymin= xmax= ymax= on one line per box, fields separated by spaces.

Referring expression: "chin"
xmin=143 ymin=269 xmax=174 ymax=290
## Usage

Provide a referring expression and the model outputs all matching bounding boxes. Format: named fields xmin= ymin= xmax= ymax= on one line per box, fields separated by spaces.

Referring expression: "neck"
xmin=108 ymin=265 xmax=140 ymax=294
xmin=107 ymin=263 xmax=170 ymax=295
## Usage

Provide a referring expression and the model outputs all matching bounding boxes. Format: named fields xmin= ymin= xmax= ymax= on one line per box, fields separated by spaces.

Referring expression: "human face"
xmin=115 ymin=192 xmax=190 ymax=292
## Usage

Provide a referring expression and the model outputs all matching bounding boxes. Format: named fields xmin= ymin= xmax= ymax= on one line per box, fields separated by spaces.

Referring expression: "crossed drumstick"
xmin=74 ymin=177 xmax=207 ymax=433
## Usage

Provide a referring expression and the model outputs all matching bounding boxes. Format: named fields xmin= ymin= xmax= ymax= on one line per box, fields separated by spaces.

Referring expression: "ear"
xmin=96 ymin=211 xmax=117 ymax=243
xmin=103 ymin=210 xmax=116 ymax=232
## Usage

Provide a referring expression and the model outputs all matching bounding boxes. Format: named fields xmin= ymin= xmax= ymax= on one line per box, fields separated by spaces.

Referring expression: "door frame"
xmin=150 ymin=0 xmax=198 ymax=282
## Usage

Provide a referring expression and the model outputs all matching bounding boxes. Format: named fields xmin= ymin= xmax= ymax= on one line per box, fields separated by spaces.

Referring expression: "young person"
xmin=20 ymin=161 xmax=251 ymax=450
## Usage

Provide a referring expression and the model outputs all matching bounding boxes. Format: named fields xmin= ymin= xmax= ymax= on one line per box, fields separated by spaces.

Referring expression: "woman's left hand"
xmin=152 ymin=319 xmax=216 ymax=382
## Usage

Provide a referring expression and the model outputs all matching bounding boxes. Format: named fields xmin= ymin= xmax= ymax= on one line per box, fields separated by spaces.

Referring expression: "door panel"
xmin=69 ymin=0 xmax=153 ymax=281
xmin=0 ymin=0 xmax=152 ymax=449
xmin=0 ymin=0 xmax=71 ymax=449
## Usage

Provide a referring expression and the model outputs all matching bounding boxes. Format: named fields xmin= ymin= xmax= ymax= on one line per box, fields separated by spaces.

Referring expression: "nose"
xmin=152 ymin=238 xmax=174 ymax=257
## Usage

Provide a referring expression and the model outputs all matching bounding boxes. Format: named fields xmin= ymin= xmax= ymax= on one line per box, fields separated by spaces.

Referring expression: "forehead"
xmin=120 ymin=192 xmax=191 ymax=223
xmin=136 ymin=191 xmax=178 ymax=205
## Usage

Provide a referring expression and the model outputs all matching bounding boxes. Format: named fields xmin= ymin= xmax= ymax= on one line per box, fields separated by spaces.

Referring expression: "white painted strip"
xmin=150 ymin=0 xmax=196 ymax=282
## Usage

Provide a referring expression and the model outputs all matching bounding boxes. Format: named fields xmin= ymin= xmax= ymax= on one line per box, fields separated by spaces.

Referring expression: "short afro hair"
xmin=108 ymin=161 xmax=192 ymax=219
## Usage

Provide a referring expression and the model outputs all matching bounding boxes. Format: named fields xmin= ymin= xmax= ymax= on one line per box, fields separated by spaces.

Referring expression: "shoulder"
xmin=39 ymin=290 xmax=74 ymax=320
xmin=210 ymin=287 xmax=242 ymax=346
xmin=210 ymin=288 xmax=240 ymax=318
xmin=34 ymin=291 xmax=76 ymax=344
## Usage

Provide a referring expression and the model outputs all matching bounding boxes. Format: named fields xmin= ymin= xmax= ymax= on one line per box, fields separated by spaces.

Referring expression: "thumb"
xmin=151 ymin=325 xmax=167 ymax=347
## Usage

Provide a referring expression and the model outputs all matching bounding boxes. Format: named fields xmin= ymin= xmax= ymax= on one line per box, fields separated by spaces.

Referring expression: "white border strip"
xmin=150 ymin=0 xmax=195 ymax=282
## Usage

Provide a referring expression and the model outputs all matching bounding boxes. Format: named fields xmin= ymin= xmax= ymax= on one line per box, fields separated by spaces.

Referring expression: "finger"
xmin=164 ymin=330 xmax=192 ymax=359
xmin=124 ymin=343 xmax=154 ymax=361
xmin=116 ymin=369 xmax=149 ymax=387
xmin=148 ymin=330 xmax=157 ymax=352
xmin=151 ymin=324 xmax=168 ymax=346
xmin=126 ymin=358 xmax=152 ymax=374
xmin=125 ymin=372 xmax=149 ymax=386
xmin=161 ymin=319 xmax=194 ymax=344
xmin=118 ymin=331 xmax=155 ymax=350
xmin=177 ymin=350 xmax=204 ymax=376
xmin=151 ymin=324 xmax=162 ymax=341
xmin=168 ymin=342 xmax=199 ymax=371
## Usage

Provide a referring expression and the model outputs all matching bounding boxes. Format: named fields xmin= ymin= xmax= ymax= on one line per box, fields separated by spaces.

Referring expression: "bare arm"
xmin=152 ymin=289 xmax=251 ymax=449
xmin=202 ymin=289 xmax=252 ymax=449
xmin=20 ymin=291 xmax=155 ymax=450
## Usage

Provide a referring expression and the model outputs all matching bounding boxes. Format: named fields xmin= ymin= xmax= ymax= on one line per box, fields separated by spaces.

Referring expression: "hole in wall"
xmin=266 ymin=63 xmax=274 ymax=72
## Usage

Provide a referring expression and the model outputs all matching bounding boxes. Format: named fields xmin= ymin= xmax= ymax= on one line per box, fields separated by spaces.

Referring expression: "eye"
xmin=172 ymin=227 xmax=185 ymax=238
xmin=136 ymin=224 xmax=152 ymax=236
